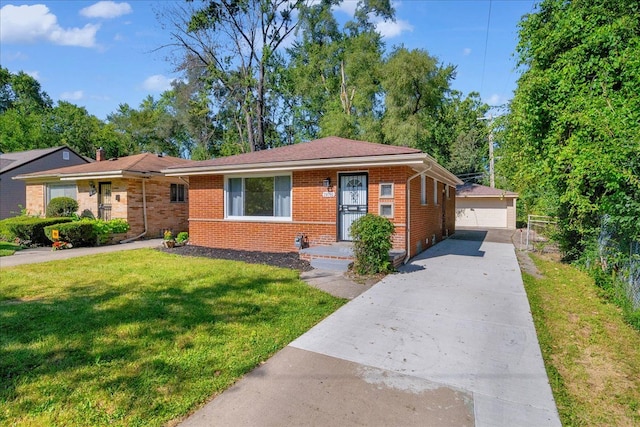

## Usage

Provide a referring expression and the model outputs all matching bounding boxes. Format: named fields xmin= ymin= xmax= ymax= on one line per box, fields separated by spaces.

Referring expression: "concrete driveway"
xmin=179 ymin=232 xmax=560 ymax=426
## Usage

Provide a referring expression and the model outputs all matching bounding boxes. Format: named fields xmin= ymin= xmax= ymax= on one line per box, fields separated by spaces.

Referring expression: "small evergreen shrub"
xmin=46 ymin=197 xmax=79 ymax=218
xmin=45 ymin=221 xmax=96 ymax=247
xmin=6 ymin=217 xmax=73 ymax=245
xmin=176 ymin=232 xmax=189 ymax=244
xmin=350 ymin=214 xmax=395 ymax=275
xmin=91 ymin=219 xmax=131 ymax=245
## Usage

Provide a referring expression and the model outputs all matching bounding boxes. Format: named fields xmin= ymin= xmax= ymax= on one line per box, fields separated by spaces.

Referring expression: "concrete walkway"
xmin=0 ymin=238 xmax=163 ymax=268
xmin=179 ymin=234 xmax=560 ymax=426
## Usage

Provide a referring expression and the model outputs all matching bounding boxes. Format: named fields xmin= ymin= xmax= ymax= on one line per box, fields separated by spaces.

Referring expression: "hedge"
xmin=44 ymin=221 xmax=97 ymax=247
xmin=4 ymin=217 xmax=73 ymax=246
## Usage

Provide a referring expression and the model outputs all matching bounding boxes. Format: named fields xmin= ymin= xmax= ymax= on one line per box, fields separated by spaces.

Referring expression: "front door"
xmin=98 ymin=182 xmax=112 ymax=220
xmin=338 ymin=173 xmax=368 ymax=241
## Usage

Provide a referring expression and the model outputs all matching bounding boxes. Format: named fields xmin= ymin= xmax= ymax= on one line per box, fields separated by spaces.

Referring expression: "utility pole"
xmin=478 ymin=114 xmax=495 ymax=188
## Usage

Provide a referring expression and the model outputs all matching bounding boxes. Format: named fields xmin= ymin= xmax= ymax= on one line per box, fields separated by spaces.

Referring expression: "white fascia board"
xmin=163 ymin=153 xmax=427 ymax=176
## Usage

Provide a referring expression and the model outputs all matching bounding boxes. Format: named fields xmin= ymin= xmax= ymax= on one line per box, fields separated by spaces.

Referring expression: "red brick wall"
xmin=187 ymin=166 xmax=455 ymax=257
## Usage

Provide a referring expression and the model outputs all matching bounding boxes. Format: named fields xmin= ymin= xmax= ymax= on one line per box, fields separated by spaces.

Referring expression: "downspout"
xmin=404 ymin=162 xmax=433 ymax=264
xmin=121 ymin=178 xmax=148 ymax=243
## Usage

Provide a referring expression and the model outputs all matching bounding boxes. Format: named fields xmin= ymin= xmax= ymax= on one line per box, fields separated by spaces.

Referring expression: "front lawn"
xmin=524 ymin=254 xmax=640 ymax=426
xmin=0 ymin=249 xmax=345 ymax=426
xmin=0 ymin=241 xmax=21 ymax=257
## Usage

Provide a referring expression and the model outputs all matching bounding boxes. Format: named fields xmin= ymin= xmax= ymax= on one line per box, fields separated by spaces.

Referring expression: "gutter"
xmin=121 ymin=178 xmax=148 ymax=243
xmin=404 ymin=162 xmax=434 ymax=264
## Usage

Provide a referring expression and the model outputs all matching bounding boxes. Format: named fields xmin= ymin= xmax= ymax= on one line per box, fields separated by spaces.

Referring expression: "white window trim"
xmin=379 ymin=182 xmax=394 ymax=198
xmin=379 ymin=202 xmax=394 ymax=218
xmin=420 ymin=175 xmax=427 ymax=205
xmin=433 ymin=179 xmax=439 ymax=205
xmin=224 ymin=173 xmax=293 ymax=222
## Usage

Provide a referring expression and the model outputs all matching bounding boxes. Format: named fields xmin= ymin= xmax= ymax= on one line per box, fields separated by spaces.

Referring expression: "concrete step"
xmin=310 ymin=258 xmax=353 ymax=272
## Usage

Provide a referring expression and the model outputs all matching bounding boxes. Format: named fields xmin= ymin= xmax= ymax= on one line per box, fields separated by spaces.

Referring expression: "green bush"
xmin=93 ymin=219 xmax=130 ymax=245
xmin=46 ymin=197 xmax=79 ymax=218
xmin=44 ymin=221 xmax=96 ymax=247
xmin=176 ymin=232 xmax=189 ymax=244
xmin=5 ymin=217 xmax=73 ymax=245
xmin=350 ymin=214 xmax=395 ymax=275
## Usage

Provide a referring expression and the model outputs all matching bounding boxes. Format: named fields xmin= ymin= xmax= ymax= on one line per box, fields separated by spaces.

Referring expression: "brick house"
xmin=0 ymin=146 xmax=89 ymax=219
xmin=164 ymin=137 xmax=462 ymax=262
xmin=16 ymin=149 xmax=194 ymax=240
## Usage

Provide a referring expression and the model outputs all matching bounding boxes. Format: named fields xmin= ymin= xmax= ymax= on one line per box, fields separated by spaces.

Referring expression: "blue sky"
xmin=0 ymin=0 xmax=535 ymax=120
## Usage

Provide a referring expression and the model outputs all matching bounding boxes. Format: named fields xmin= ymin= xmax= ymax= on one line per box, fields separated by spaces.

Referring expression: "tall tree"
xmin=160 ymin=0 xmax=302 ymax=152
xmin=501 ymin=0 xmax=640 ymax=259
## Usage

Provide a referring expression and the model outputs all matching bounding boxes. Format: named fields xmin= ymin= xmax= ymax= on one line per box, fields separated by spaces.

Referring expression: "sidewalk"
xmin=178 ymin=234 xmax=560 ymax=426
xmin=0 ymin=238 xmax=163 ymax=268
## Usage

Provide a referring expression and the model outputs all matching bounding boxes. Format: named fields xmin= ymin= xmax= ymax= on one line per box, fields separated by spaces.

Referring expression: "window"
xmin=47 ymin=183 xmax=76 ymax=203
xmin=433 ymin=180 xmax=439 ymax=205
xmin=170 ymin=183 xmax=185 ymax=202
xmin=379 ymin=202 xmax=394 ymax=218
xmin=226 ymin=175 xmax=291 ymax=220
xmin=420 ymin=175 xmax=427 ymax=205
xmin=62 ymin=151 xmax=70 ymax=160
xmin=379 ymin=183 xmax=394 ymax=198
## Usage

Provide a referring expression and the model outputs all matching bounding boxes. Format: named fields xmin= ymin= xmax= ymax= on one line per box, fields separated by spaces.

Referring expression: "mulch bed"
xmin=157 ymin=245 xmax=313 ymax=272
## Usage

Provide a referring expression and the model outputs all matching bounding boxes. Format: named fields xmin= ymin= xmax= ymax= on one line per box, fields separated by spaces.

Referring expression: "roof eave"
xmin=15 ymin=170 xmax=151 ymax=182
xmin=163 ymin=153 xmax=429 ymax=176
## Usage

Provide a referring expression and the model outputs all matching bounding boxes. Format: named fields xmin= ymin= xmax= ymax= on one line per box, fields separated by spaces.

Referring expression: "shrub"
xmin=6 ymin=217 xmax=73 ymax=245
xmin=46 ymin=197 xmax=79 ymax=218
xmin=91 ymin=219 xmax=131 ymax=245
xmin=44 ymin=221 xmax=96 ymax=247
xmin=176 ymin=232 xmax=189 ymax=244
xmin=350 ymin=213 xmax=395 ymax=275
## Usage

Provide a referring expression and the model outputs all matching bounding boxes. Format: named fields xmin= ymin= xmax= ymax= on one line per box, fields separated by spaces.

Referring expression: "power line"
xmin=480 ymin=0 xmax=493 ymax=95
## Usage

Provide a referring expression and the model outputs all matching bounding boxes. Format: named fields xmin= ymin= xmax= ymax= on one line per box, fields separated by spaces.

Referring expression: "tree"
xmin=502 ymin=0 xmax=640 ymax=259
xmin=160 ymin=0 xmax=302 ymax=152
xmin=380 ymin=47 xmax=455 ymax=153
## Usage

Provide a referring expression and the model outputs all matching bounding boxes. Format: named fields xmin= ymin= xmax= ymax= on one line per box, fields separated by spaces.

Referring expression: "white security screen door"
xmin=338 ymin=173 xmax=368 ymax=241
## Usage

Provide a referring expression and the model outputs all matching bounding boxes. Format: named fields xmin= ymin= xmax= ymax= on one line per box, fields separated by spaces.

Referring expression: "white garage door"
xmin=456 ymin=198 xmax=508 ymax=228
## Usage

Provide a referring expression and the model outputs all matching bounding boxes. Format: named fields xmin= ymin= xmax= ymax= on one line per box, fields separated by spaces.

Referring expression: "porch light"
xmin=323 ymin=177 xmax=331 ymax=189
xmin=89 ymin=181 xmax=96 ymax=196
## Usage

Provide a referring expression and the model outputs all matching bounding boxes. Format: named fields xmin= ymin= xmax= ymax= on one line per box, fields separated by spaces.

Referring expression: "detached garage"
xmin=455 ymin=183 xmax=518 ymax=229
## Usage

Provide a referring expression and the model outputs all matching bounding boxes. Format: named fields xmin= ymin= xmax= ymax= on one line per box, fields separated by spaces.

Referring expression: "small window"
xmin=379 ymin=203 xmax=394 ymax=218
xmin=433 ymin=180 xmax=438 ymax=205
xmin=62 ymin=151 xmax=70 ymax=160
xmin=170 ymin=183 xmax=186 ymax=202
xmin=420 ymin=175 xmax=427 ymax=205
xmin=379 ymin=183 xmax=394 ymax=198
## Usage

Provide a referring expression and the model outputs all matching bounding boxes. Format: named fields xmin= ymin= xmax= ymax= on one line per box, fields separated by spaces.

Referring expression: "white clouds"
xmin=80 ymin=2 xmax=132 ymax=19
xmin=375 ymin=18 xmax=413 ymax=39
xmin=0 ymin=4 xmax=99 ymax=47
xmin=463 ymin=48 xmax=472 ymax=56
xmin=142 ymin=75 xmax=174 ymax=92
xmin=60 ymin=90 xmax=84 ymax=101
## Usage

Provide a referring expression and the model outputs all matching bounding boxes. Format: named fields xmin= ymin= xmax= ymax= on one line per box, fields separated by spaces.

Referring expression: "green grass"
xmin=0 ymin=249 xmax=345 ymax=426
xmin=0 ymin=241 xmax=21 ymax=256
xmin=523 ymin=254 xmax=640 ymax=426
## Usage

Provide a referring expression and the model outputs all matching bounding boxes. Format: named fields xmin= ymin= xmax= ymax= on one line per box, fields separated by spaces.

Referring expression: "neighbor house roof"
xmin=15 ymin=153 xmax=193 ymax=182
xmin=456 ymin=183 xmax=518 ymax=198
xmin=0 ymin=146 xmax=88 ymax=174
xmin=164 ymin=137 xmax=463 ymax=186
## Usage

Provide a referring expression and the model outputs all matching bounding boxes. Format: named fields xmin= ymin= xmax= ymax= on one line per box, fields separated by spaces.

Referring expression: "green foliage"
xmin=5 ymin=217 xmax=73 ymax=246
xmin=176 ymin=232 xmax=189 ymax=244
xmin=350 ymin=214 xmax=395 ymax=275
xmin=45 ymin=197 xmax=79 ymax=218
xmin=91 ymin=219 xmax=131 ymax=245
xmin=502 ymin=0 xmax=640 ymax=260
xmin=44 ymin=221 xmax=96 ymax=247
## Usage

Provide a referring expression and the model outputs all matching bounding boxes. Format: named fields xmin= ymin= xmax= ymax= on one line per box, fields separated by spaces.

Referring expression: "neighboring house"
xmin=0 ymin=146 xmax=89 ymax=219
xmin=16 ymin=149 xmax=194 ymax=239
xmin=164 ymin=137 xmax=462 ymax=261
xmin=456 ymin=183 xmax=519 ymax=229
